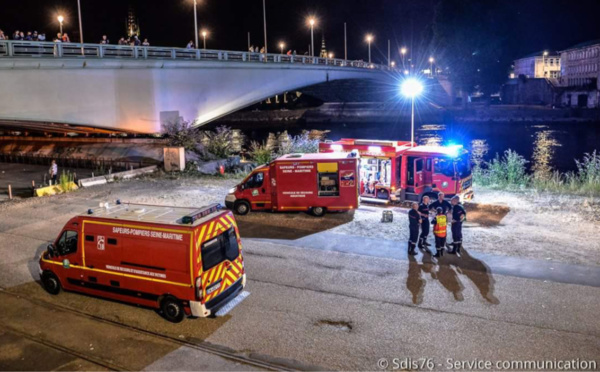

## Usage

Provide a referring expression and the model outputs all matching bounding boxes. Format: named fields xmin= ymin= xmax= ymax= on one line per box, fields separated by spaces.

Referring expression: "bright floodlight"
xmin=429 ymin=57 xmax=434 ymax=63
xmin=400 ymin=47 xmax=407 ymax=54
xmin=308 ymin=17 xmax=316 ymax=26
xmin=366 ymin=34 xmax=373 ymax=42
xmin=401 ymin=78 xmax=424 ymax=98
xmin=202 ymin=30 xmax=208 ymax=37
xmin=57 ymin=15 xmax=64 ymax=23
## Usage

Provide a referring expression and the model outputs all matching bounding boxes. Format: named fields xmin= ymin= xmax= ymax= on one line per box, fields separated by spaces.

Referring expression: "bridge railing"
xmin=0 ymin=40 xmax=392 ymax=71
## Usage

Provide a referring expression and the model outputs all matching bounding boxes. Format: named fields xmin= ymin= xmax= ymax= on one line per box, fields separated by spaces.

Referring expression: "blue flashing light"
xmin=447 ymin=144 xmax=464 ymax=158
xmin=87 ymin=209 xmax=94 ymax=215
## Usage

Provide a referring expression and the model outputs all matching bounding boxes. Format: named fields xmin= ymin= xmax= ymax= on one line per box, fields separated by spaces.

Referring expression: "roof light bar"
xmin=182 ymin=203 xmax=222 ymax=224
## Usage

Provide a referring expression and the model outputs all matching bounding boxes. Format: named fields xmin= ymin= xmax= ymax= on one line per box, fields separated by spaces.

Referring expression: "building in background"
xmin=558 ymin=39 xmax=600 ymax=108
xmin=319 ymin=36 xmax=328 ymax=58
xmin=511 ymin=51 xmax=561 ymax=79
xmin=126 ymin=6 xmax=141 ymax=38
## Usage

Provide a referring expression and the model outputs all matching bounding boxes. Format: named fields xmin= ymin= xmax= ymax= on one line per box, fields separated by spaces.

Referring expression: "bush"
xmin=474 ymin=149 xmax=529 ymax=188
xmin=59 ymin=171 xmax=75 ymax=192
xmin=476 ymin=149 xmax=600 ymax=196
xmin=204 ymin=126 xmax=235 ymax=159
xmin=249 ymin=141 xmax=273 ymax=165
xmin=276 ymin=131 xmax=320 ymax=157
xmin=161 ymin=119 xmax=204 ymax=152
xmin=532 ymin=131 xmax=559 ymax=182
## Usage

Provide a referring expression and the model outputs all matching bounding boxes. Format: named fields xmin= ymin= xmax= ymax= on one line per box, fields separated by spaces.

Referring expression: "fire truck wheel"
xmin=161 ymin=296 xmax=185 ymax=323
xmin=311 ymin=206 xmax=326 ymax=217
xmin=41 ymin=271 xmax=61 ymax=295
xmin=234 ymin=201 xmax=250 ymax=215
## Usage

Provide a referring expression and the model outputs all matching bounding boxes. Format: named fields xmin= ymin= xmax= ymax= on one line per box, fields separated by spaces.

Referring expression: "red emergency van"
xmin=225 ymin=153 xmax=359 ymax=216
xmin=38 ymin=202 xmax=246 ymax=322
xmin=319 ymin=139 xmax=473 ymax=203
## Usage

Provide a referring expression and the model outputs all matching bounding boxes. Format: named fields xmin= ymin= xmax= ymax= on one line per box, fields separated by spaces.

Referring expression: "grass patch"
xmin=474 ymin=149 xmax=600 ymax=196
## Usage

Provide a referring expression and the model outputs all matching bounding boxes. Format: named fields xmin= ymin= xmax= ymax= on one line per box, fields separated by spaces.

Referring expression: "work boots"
xmin=434 ymin=248 xmax=443 ymax=258
xmin=456 ymin=243 xmax=462 ymax=254
xmin=408 ymin=242 xmax=418 ymax=255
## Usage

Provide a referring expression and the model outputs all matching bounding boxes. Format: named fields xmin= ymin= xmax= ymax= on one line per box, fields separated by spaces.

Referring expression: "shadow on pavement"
xmin=235 ymin=210 xmax=354 ymax=240
xmin=406 ymin=247 xmax=499 ymax=304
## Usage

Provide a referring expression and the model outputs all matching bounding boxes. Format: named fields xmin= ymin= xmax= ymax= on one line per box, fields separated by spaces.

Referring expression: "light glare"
xmin=401 ymin=78 xmax=424 ymax=98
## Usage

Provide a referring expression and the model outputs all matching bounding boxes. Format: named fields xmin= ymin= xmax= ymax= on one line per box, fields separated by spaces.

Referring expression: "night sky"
xmin=2 ymin=0 xmax=600 ymax=68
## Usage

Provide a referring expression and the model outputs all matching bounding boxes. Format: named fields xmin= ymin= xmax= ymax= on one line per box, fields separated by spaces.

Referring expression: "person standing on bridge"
xmin=61 ymin=33 xmax=70 ymax=43
xmin=100 ymin=35 xmax=109 ymax=44
xmin=408 ymin=202 xmax=421 ymax=256
xmin=49 ymin=160 xmax=58 ymax=185
xmin=142 ymin=39 xmax=150 ymax=46
xmin=0 ymin=30 xmax=5 ymax=40
xmin=186 ymin=40 xmax=194 ymax=49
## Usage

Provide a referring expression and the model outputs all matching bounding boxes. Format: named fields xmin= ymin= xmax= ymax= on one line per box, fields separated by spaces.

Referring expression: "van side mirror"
xmin=47 ymin=244 xmax=56 ymax=257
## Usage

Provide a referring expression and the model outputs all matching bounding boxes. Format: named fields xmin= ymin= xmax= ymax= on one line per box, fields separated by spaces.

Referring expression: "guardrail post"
xmin=8 ymin=42 xmax=14 ymax=57
xmin=143 ymin=47 xmax=148 ymax=59
xmin=224 ymin=52 xmax=228 ymax=61
xmin=242 ymin=52 xmax=246 ymax=62
xmin=171 ymin=49 xmax=176 ymax=59
xmin=98 ymin=45 xmax=104 ymax=58
xmin=196 ymin=49 xmax=200 ymax=60
xmin=218 ymin=51 xmax=222 ymax=60
xmin=133 ymin=47 xmax=138 ymax=59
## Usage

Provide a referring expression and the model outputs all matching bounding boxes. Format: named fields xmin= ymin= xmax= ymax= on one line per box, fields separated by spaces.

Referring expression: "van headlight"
xmin=228 ymin=187 xmax=237 ymax=194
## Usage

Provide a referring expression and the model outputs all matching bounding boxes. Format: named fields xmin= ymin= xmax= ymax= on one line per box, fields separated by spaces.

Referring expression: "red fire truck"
xmin=225 ymin=153 xmax=359 ymax=216
xmin=39 ymin=202 xmax=246 ymax=322
xmin=319 ymin=139 xmax=473 ymax=203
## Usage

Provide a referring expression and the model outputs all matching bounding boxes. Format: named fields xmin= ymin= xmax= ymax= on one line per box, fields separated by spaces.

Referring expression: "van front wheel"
xmin=41 ymin=271 xmax=61 ymax=295
xmin=161 ymin=296 xmax=185 ymax=323
xmin=311 ymin=207 xmax=326 ymax=217
xmin=234 ymin=201 xmax=250 ymax=215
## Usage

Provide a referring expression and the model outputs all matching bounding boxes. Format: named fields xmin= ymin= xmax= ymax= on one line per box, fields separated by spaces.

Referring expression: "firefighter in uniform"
xmin=407 ymin=202 xmax=421 ymax=256
xmin=448 ymin=195 xmax=467 ymax=254
xmin=432 ymin=207 xmax=447 ymax=258
xmin=430 ymin=191 xmax=452 ymax=215
xmin=418 ymin=195 xmax=431 ymax=250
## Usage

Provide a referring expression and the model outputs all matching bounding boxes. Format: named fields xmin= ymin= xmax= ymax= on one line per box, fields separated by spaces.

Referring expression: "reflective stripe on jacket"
xmin=433 ymin=215 xmax=447 ymax=238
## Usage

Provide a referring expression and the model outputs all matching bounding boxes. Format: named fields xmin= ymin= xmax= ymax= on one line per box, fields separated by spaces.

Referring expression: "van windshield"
xmin=434 ymin=157 xmax=455 ymax=177
xmin=201 ymin=227 xmax=240 ymax=271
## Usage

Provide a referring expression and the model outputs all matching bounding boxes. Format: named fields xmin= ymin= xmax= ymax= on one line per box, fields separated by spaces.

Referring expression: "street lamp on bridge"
xmin=307 ymin=17 xmax=316 ymax=57
xmin=279 ymin=42 xmax=285 ymax=54
xmin=400 ymin=47 xmax=407 ymax=67
xmin=365 ymin=34 xmax=374 ymax=64
xmin=193 ymin=0 xmax=199 ymax=51
xmin=57 ymin=15 xmax=64 ymax=34
xmin=201 ymin=30 xmax=208 ymax=49
xmin=429 ymin=57 xmax=435 ymax=77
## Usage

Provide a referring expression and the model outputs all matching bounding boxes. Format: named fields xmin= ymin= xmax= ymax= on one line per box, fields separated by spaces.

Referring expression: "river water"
xmin=308 ymin=121 xmax=600 ymax=173
xmin=220 ymin=118 xmax=600 ymax=173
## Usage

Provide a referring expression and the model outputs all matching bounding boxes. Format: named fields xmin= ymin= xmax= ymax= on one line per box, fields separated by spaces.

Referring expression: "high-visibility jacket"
xmin=433 ymin=215 xmax=447 ymax=238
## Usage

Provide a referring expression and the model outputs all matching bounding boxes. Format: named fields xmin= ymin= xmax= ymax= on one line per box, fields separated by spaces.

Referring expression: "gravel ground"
xmin=2 ymin=174 xmax=599 ymax=266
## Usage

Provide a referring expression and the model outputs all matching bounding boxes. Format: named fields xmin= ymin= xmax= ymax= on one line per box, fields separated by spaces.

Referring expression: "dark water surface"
xmin=234 ymin=120 xmax=600 ymax=173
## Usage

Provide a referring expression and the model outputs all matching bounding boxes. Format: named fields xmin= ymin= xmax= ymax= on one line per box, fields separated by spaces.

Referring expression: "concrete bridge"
xmin=0 ymin=41 xmax=393 ymax=134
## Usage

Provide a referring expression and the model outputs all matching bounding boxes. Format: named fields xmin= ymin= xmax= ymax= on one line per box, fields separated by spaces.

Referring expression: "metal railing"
xmin=0 ymin=40 xmax=392 ymax=71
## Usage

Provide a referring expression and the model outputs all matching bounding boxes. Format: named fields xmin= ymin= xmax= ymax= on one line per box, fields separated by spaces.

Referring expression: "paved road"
xmin=1 ymin=190 xmax=599 ymax=370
